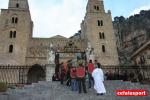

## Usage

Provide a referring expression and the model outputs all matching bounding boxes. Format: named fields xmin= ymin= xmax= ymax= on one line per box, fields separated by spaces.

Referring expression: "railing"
xmin=102 ymin=65 xmax=150 ymax=83
xmin=0 ymin=65 xmax=29 ymax=85
xmin=0 ymin=65 xmax=46 ymax=85
xmin=0 ymin=65 xmax=149 ymax=85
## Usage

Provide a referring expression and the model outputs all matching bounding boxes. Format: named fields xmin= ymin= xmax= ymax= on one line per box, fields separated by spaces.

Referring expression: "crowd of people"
xmin=52 ymin=59 xmax=106 ymax=96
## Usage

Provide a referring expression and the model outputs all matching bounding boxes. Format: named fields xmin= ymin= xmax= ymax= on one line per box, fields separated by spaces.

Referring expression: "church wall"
xmin=0 ymin=0 xmax=119 ymax=66
xmin=0 ymin=8 xmax=32 ymax=65
xmin=25 ymin=38 xmax=85 ymax=65
xmin=81 ymin=0 xmax=119 ymax=65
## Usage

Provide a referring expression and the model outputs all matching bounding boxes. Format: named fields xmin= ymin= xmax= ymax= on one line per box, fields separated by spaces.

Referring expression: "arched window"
xmin=102 ymin=45 xmax=105 ymax=53
xmin=13 ymin=31 xmax=16 ymax=38
xmin=97 ymin=20 xmax=103 ymax=26
xmin=9 ymin=30 xmax=16 ymax=38
xmin=99 ymin=32 xmax=105 ymax=39
xmin=98 ymin=20 xmax=101 ymax=26
xmin=10 ymin=31 xmax=13 ymax=38
xmin=11 ymin=16 xmax=18 ymax=24
xmin=94 ymin=6 xmax=99 ymax=11
xmin=101 ymin=20 xmax=103 ymax=26
xmin=99 ymin=32 xmax=102 ymax=39
xmin=9 ymin=45 xmax=13 ymax=53
xmin=94 ymin=6 xmax=97 ymax=10
xmin=97 ymin=6 xmax=99 ymax=11
xmin=16 ymin=3 xmax=19 ymax=8
xmin=11 ymin=17 xmax=15 ymax=23
xmin=102 ymin=32 xmax=105 ymax=39
xmin=15 ymin=17 xmax=18 ymax=23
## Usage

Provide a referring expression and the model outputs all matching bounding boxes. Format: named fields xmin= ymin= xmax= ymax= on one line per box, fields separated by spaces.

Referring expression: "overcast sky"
xmin=0 ymin=0 xmax=150 ymax=38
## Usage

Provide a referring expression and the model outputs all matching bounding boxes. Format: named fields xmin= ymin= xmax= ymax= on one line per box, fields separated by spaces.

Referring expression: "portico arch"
xmin=27 ymin=64 xmax=45 ymax=84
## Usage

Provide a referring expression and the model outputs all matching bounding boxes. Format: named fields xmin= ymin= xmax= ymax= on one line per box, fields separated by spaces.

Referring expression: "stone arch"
xmin=27 ymin=64 xmax=45 ymax=84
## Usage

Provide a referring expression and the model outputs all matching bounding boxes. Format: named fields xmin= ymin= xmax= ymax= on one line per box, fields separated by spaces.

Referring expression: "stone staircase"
xmin=0 ymin=80 xmax=150 ymax=100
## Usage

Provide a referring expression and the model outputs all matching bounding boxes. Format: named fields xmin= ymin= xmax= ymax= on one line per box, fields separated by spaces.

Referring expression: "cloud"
xmin=0 ymin=0 xmax=87 ymax=38
xmin=29 ymin=0 xmax=87 ymax=38
xmin=130 ymin=4 xmax=150 ymax=16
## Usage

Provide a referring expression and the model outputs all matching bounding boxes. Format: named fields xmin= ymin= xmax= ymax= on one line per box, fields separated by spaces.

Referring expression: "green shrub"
xmin=0 ymin=82 xmax=7 ymax=92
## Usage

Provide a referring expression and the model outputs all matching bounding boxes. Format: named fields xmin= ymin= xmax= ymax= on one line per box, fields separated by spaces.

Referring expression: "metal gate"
xmin=0 ymin=65 xmax=46 ymax=85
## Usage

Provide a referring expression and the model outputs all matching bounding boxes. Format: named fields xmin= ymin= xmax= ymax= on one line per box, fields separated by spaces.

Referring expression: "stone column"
xmin=46 ymin=64 xmax=55 ymax=81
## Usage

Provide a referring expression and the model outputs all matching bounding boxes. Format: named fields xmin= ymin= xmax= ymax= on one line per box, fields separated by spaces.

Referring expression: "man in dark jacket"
xmin=59 ymin=62 xmax=65 ymax=85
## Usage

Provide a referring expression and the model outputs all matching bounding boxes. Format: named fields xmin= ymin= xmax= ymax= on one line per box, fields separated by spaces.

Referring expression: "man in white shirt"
xmin=92 ymin=63 xmax=106 ymax=95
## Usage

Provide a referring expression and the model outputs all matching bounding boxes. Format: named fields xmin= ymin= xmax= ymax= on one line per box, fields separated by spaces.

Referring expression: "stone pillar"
xmin=46 ymin=64 xmax=55 ymax=81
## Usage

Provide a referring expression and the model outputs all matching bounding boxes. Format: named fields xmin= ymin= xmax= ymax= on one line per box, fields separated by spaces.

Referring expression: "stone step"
xmin=2 ymin=81 xmax=149 ymax=100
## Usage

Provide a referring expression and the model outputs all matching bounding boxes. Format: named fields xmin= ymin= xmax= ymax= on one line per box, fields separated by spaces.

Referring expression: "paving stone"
xmin=0 ymin=95 xmax=7 ymax=100
xmin=0 ymin=81 xmax=150 ymax=100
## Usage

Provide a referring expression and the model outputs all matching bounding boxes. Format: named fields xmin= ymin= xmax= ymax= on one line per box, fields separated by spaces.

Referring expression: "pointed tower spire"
xmin=8 ymin=0 xmax=29 ymax=10
xmin=86 ymin=0 xmax=105 ymax=13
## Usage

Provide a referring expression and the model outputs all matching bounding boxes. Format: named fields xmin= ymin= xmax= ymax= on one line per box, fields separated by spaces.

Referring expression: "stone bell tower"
xmin=0 ymin=0 xmax=33 ymax=65
xmin=81 ymin=0 xmax=119 ymax=65
xmin=8 ymin=0 xmax=29 ymax=9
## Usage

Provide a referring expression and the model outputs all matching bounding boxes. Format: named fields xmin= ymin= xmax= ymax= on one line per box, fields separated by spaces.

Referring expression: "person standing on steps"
xmin=92 ymin=63 xmax=106 ymax=95
xmin=59 ymin=62 xmax=65 ymax=85
xmin=66 ymin=65 xmax=71 ymax=86
xmin=70 ymin=67 xmax=78 ymax=91
xmin=94 ymin=60 xmax=98 ymax=68
xmin=76 ymin=60 xmax=87 ymax=93
xmin=87 ymin=60 xmax=95 ymax=88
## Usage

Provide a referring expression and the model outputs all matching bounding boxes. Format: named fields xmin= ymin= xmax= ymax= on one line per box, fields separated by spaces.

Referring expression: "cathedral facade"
xmin=0 ymin=0 xmax=119 ymax=66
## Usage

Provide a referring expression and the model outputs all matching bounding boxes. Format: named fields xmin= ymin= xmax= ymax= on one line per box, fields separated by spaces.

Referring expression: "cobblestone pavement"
xmin=0 ymin=80 xmax=150 ymax=100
